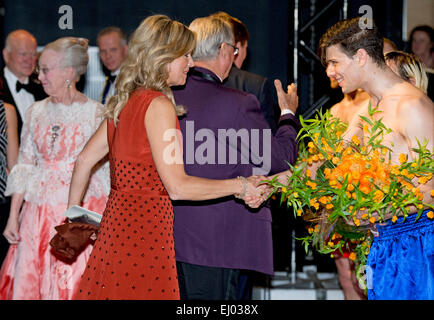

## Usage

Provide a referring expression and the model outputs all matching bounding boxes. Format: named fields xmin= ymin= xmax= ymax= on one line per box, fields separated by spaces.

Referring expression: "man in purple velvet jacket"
xmin=172 ymin=15 xmax=300 ymax=300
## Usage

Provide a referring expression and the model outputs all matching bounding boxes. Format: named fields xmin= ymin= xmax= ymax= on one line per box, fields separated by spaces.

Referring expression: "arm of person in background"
xmin=4 ymin=103 xmax=18 ymax=172
xmin=274 ymin=79 xmax=298 ymax=115
xmin=2 ymin=103 xmax=19 ymax=244
xmin=3 ymin=105 xmax=35 ymax=244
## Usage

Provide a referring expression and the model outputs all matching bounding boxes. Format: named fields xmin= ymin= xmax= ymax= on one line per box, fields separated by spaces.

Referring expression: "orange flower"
xmin=427 ymin=211 xmax=434 ymax=219
xmin=418 ymin=176 xmax=430 ymax=184
xmin=399 ymin=153 xmax=407 ymax=164
xmin=373 ymin=190 xmax=384 ymax=202
xmin=360 ymin=186 xmax=371 ymax=194
xmin=352 ymin=171 xmax=361 ymax=180
xmin=352 ymin=135 xmax=360 ymax=145
xmin=360 ymin=173 xmax=374 ymax=186
xmin=392 ymin=216 xmax=398 ymax=223
xmin=349 ymin=252 xmax=357 ymax=261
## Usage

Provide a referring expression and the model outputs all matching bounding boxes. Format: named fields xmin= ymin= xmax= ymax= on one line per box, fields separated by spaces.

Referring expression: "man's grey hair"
xmin=189 ymin=16 xmax=234 ymax=61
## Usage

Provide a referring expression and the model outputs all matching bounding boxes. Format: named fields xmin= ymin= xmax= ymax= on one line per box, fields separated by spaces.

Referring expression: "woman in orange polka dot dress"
xmin=67 ymin=15 xmax=265 ymax=300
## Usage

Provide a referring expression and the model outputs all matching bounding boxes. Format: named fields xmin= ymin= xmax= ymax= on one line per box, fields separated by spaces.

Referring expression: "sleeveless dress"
xmin=74 ymin=89 xmax=179 ymax=300
xmin=0 ymin=98 xmax=109 ymax=300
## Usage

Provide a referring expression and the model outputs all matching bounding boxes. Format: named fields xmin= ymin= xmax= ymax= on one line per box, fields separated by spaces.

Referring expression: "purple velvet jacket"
xmin=172 ymin=67 xmax=299 ymax=275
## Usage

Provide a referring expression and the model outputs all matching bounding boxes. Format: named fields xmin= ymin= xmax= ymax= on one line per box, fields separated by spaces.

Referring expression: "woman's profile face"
xmin=411 ymin=31 xmax=433 ymax=56
xmin=166 ymin=53 xmax=194 ymax=87
xmin=37 ymin=49 xmax=69 ymax=96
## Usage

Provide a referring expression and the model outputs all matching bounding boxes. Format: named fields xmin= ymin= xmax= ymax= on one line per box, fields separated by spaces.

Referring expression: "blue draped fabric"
xmin=367 ymin=210 xmax=434 ymax=300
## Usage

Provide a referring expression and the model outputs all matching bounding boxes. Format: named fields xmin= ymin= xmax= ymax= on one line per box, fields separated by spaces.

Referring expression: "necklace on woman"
xmin=50 ymin=124 xmax=61 ymax=150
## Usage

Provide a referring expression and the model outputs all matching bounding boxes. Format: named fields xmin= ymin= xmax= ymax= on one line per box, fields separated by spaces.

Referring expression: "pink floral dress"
xmin=0 ymin=98 xmax=109 ymax=300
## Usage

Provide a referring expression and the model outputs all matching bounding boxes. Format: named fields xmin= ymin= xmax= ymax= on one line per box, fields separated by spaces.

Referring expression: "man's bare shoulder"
xmin=330 ymin=101 xmax=343 ymax=118
xmin=381 ymin=83 xmax=433 ymax=114
xmin=395 ymin=91 xmax=433 ymax=120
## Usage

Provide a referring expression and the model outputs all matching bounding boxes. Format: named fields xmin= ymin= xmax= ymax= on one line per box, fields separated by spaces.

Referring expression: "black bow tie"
xmin=107 ymin=74 xmax=117 ymax=83
xmin=16 ymin=81 xmax=33 ymax=93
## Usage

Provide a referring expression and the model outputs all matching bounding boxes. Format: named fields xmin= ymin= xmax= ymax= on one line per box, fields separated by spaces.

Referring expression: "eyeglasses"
xmin=35 ymin=66 xmax=59 ymax=75
xmin=224 ymin=43 xmax=239 ymax=56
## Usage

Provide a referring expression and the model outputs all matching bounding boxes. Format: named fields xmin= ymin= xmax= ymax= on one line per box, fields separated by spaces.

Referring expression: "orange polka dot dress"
xmin=74 ymin=89 xmax=179 ymax=300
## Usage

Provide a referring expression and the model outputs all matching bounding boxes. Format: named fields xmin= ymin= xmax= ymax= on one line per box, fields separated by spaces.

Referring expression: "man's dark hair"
xmin=97 ymin=26 xmax=128 ymax=45
xmin=319 ymin=17 xmax=385 ymax=67
xmin=211 ymin=11 xmax=250 ymax=44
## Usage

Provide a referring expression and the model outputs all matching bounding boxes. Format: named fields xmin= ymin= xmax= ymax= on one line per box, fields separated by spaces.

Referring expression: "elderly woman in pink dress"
xmin=0 ymin=37 xmax=109 ymax=299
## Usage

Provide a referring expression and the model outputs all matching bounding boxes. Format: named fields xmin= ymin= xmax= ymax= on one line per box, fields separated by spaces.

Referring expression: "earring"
xmin=65 ymin=79 xmax=71 ymax=88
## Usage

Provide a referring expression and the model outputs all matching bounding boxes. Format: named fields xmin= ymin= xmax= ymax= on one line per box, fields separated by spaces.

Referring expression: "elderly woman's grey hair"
xmin=43 ymin=37 xmax=89 ymax=82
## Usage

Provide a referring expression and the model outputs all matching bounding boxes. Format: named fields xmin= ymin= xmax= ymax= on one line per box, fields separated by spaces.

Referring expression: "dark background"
xmin=0 ymin=0 xmax=406 ymax=274
xmin=1 ymin=0 xmax=405 ymax=117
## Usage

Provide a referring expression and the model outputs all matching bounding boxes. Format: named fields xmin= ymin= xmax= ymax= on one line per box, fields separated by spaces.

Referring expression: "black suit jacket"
xmin=0 ymin=70 xmax=47 ymax=137
xmin=223 ymin=65 xmax=278 ymax=133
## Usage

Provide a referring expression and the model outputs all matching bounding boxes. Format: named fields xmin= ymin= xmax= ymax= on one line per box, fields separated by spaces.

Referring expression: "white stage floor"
xmin=253 ymin=270 xmax=345 ymax=300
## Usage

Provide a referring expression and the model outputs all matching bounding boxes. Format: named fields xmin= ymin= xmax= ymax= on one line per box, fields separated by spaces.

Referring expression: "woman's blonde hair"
xmin=43 ymin=37 xmax=89 ymax=82
xmin=105 ymin=15 xmax=196 ymax=124
xmin=385 ymin=51 xmax=428 ymax=93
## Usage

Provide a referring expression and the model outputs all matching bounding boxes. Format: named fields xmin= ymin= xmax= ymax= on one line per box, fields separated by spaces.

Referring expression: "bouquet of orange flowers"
xmin=267 ymin=104 xmax=434 ymax=291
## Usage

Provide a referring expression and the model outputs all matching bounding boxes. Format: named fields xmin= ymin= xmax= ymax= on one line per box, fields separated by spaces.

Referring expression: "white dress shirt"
xmin=105 ymin=68 xmax=120 ymax=104
xmin=4 ymin=67 xmax=35 ymax=121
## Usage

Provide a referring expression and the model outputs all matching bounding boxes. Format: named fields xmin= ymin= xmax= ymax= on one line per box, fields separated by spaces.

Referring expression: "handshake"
xmin=236 ymin=175 xmax=274 ymax=209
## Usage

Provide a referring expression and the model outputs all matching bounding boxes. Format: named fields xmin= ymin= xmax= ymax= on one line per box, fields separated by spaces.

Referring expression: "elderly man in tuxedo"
xmin=1 ymin=29 xmax=46 ymax=136
xmin=0 ymin=29 xmax=45 ymax=265
xmin=172 ymin=15 xmax=299 ymax=300
xmin=97 ymin=26 xmax=128 ymax=105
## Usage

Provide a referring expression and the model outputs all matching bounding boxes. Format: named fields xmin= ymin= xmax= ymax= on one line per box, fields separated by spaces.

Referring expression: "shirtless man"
xmin=320 ymin=18 xmax=433 ymax=201
xmin=318 ymin=17 xmax=434 ymax=300
xmin=248 ymin=17 xmax=434 ymax=300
